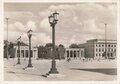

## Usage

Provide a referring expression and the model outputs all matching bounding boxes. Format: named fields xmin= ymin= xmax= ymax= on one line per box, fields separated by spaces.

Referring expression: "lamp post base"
xmin=27 ymin=63 xmax=33 ymax=68
xmin=48 ymin=60 xmax=59 ymax=74
xmin=17 ymin=62 xmax=21 ymax=65
xmin=48 ymin=68 xmax=59 ymax=74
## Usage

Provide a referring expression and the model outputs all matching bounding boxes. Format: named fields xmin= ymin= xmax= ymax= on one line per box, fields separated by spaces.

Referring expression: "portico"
xmin=14 ymin=43 xmax=38 ymax=59
xmin=65 ymin=48 xmax=84 ymax=59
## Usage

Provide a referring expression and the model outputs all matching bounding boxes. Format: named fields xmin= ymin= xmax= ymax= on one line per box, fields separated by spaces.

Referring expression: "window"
xmin=96 ymin=44 xmax=97 ymax=47
xmin=96 ymin=54 xmax=98 ymax=56
xmin=96 ymin=49 xmax=98 ymax=52
xmin=114 ymin=45 xmax=116 ymax=47
xmin=111 ymin=45 xmax=113 ymax=47
xmin=99 ymin=49 xmax=101 ymax=52
xmin=99 ymin=45 xmax=101 ymax=47
xmin=102 ymin=45 xmax=104 ymax=47
xmin=99 ymin=54 xmax=101 ymax=56
xmin=102 ymin=49 xmax=104 ymax=52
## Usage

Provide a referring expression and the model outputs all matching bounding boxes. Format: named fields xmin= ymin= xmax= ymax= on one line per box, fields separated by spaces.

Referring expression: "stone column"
xmin=76 ymin=50 xmax=78 ymax=59
xmin=66 ymin=50 xmax=68 ymax=59
xmin=69 ymin=50 xmax=70 ymax=58
xmin=79 ymin=50 xmax=81 ymax=58
xmin=34 ymin=50 xmax=37 ymax=59
xmin=82 ymin=50 xmax=84 ymax=58
xmin=24 ymin=50 xmax=26 ymax=60
xmin=78 ymin=51 xmax=79 ymax=58
xmin=36 ymin=49 xmax=38 ymax=59
xmin=72 ymin=50 xmax=74 ymax=59
xmin=34 ymin=50 xmax=36 ymax=58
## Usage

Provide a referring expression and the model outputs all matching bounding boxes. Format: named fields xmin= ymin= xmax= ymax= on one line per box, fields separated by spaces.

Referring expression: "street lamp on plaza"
xmin=47 ymin=11 xmax=59 ymax=74
xmin=27 ymin=29 xmax=33 ymax=68
xmin=17 ymin=36 xmax=21 ymax=64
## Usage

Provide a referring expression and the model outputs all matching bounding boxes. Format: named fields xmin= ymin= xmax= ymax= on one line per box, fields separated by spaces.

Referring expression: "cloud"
xmin=14 ymin=22 xmax=27 ymax=32
xmin=83 ymin=19 xmax=104 ymax=33
xmin=4 ymin=3 xmax=117 ymax=47
xmin=32 ymin=33 xmax=51 ymax=46
xmin=26 ymin=20 xmax=37 ymax=31
xmin=4 ymin=31 xmax=23 ymax=42
xmin=39 ymin=18 xmax=51 ymax=32
xmin=4 ymin=21 xmax=27 ymax=32
xmin=70 ymin=35 xmax=77 ymax=44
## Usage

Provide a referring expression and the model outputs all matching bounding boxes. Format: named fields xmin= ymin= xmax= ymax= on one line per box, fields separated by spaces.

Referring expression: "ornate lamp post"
xmin=27 ymin=29 xmax=33 ymax=67
xmin=17 ymin=36 xmax=21 ymax=64
xmin=48 ymin=11 xmax=59 ymax=74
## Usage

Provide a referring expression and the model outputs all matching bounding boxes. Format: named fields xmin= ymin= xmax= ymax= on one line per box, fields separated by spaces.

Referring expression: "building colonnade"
xmin=14 ymin=46 xmax=38 ymax=59
xmin=65 ymin=48 xmax=84 ymax=59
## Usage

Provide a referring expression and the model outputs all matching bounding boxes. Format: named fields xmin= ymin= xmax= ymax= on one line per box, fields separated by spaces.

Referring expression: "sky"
xmin=4 ymin=3 xmax=117 ymax=47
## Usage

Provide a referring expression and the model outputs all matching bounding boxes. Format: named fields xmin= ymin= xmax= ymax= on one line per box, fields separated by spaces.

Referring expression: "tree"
xmin=4 ymin=40 xmax=9 ymax=58
xmin=58 ymin=44 xmax=65 ymax=59
xmin=45 ymin=43 xmax=53 ymax=47
xmin=8 ymin=42 xmax=15 ymax=58
xmin=59 ymin=44 xmax=64 ymax=48
xmin=4 ymin=43 xmax=7 ymax=58
xmin=69 ymin=43 xmax=79 ymax=48
xmin=45 ymin=43 xmax=57 ymax=48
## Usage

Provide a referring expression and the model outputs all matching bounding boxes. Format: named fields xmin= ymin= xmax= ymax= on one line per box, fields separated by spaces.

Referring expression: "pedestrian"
xmin=67 ymin=57 xmax=71 ymax=62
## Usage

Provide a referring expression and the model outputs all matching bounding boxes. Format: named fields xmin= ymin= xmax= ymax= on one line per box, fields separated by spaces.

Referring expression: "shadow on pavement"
xmin=70 ymin=68 xmax=117 ymax=75
xmin=7 ymin=71 xmax=15 ymax=73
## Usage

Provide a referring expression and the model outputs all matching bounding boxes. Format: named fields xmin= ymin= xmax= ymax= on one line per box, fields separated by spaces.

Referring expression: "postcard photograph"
xmin=3 ymin=2 xmax=118 ymax=81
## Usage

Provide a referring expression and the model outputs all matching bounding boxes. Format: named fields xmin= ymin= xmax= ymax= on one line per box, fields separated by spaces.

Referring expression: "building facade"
xmin=65 ymin=48 xmax=85 ymax=59
xmin=5 ymin=39 xmax=116 ymax=60
xmin=14 ymin=42 xmax=38 ymax=59
xmin=37 ymin=46 xmax=65 ymax=59
xmin=79 ymin=39 xmax=117 ymax=59
xmin=64 ymin=39 xmax=117 ymax=60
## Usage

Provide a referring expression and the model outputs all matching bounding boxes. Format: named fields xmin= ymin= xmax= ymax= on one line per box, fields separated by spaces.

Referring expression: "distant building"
xmin=14 ymin=42 xmax=38 ymax=59
xmin=64 ymin=39 xmax=117 ymax=60
xmin=65 ymin=48 xmax=84 ymax=59
xmin=79 ymin=39 xmax=117 ymax=59
xmin=37 ymin=46 xmax=65 ymax=59
xmin=38 ymin=46 xmax=51 ymax=59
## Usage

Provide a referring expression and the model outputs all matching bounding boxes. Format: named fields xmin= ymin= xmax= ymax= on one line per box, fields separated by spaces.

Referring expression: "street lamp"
xmin=48 ymin=11 xmax=59 ymax=74
xmin=17 ymin=36 xmax=21 ymax=64
xmin=27 ymin=29 xmax=33 ymax=67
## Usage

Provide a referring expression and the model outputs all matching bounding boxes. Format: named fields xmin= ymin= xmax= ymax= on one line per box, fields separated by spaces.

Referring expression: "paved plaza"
xmin=4 ymin=58 xmax=117 ymax=81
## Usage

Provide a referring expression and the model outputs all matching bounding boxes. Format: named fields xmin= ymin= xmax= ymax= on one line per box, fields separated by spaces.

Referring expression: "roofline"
xmin=86 ymin=39 xmax=117 ymax=43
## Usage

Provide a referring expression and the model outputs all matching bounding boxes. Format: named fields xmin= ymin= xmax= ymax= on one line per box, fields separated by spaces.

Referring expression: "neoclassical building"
xmin=65 ymin=48 xmax=85 ymax=59
xmin=6 ymin=39 xmax=116 ymax=60
xmin=79 ymin=39 xmax=117 ymax=59
xmin=64 ymin=39 xmax=117 ymax=60
xmin=14 ymin=42 xmax=38 ymax=59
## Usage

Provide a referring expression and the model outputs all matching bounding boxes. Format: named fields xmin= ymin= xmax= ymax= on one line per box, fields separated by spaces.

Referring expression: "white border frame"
xmin=0 ymin=0 xmax=120 ymax=84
